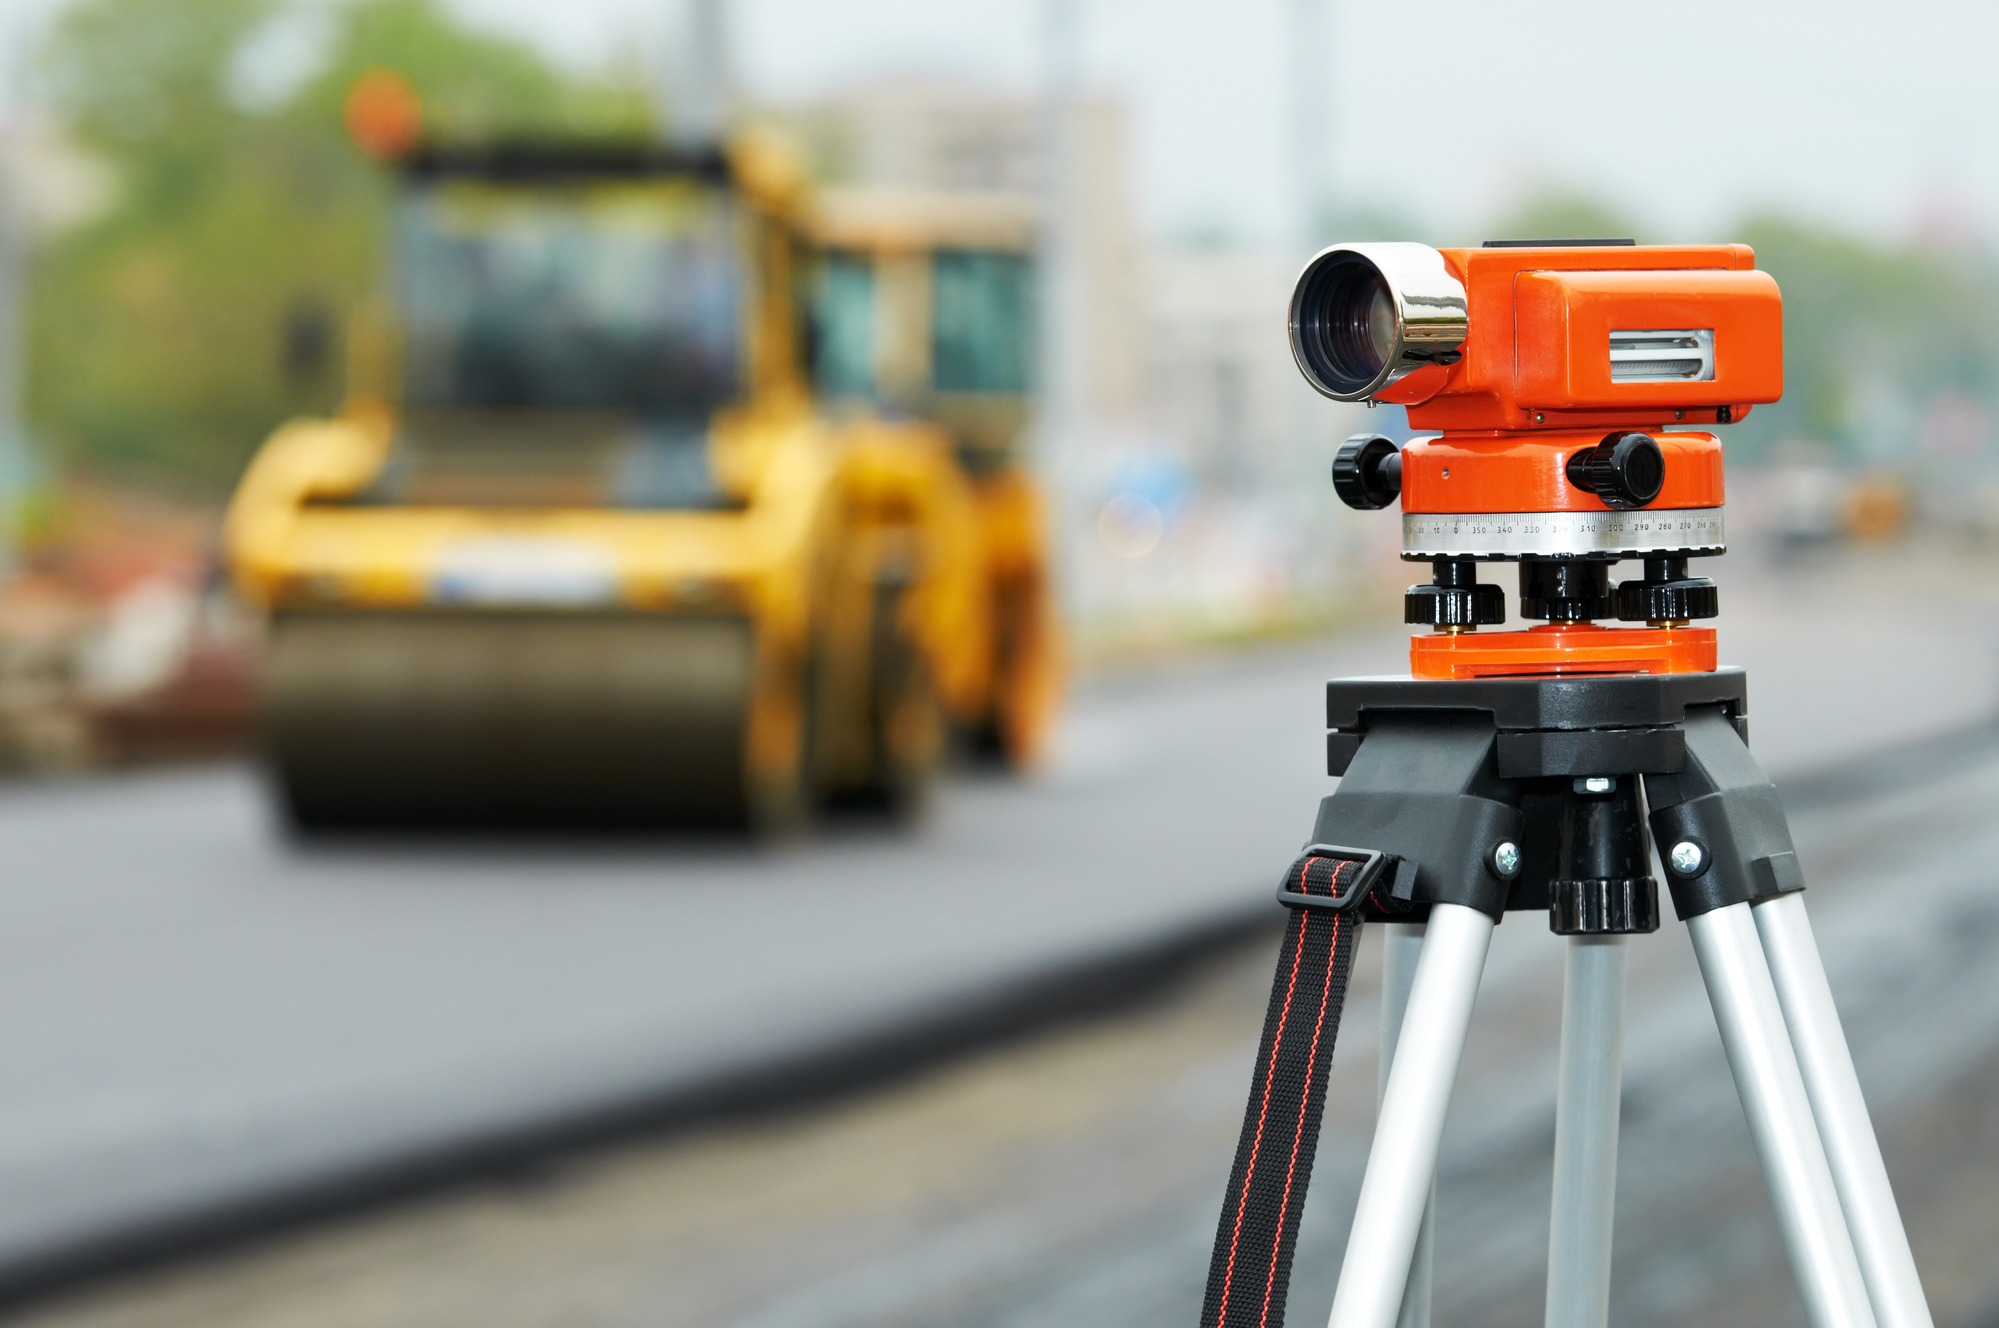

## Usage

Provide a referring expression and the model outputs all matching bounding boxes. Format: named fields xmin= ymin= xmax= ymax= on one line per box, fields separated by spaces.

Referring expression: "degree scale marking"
xmin=1402 ymin=506 xmax=1725 ymax=558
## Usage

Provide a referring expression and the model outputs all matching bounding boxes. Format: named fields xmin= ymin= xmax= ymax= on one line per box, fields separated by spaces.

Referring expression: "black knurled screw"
xmin=1615 ymin=554 xmax=1719 ymax=623
xmin=1406 ymin=558 xmax=1506 ymax=626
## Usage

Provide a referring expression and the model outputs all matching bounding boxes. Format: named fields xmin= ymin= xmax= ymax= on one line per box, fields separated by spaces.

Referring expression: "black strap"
xmin=1201 ymin=851 xmax=1368 ymax=1328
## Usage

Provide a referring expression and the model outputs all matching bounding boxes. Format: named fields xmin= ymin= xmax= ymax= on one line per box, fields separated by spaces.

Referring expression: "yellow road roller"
xmin=225 ymin=135 xmax=1061 ymax=828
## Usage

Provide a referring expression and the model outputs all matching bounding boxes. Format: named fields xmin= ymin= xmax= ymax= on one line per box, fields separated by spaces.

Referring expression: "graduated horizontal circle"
xmin=1402 ymin=507 xmax=1725 ymax=559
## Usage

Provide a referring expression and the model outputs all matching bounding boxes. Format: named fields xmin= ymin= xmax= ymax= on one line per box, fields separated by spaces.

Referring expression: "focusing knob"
xmin=1567 ymin=432 xmax=1665 ymax=510
xmin=1332 ymin=435 xmax=1402 ymax=510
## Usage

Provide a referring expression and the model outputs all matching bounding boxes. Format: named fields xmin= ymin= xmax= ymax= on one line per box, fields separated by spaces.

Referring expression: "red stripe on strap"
xmin=1214 ymin=858 xmax=1316 ymax=1324
xmin=1259 ymin=909 xmax=1343 ymax=1327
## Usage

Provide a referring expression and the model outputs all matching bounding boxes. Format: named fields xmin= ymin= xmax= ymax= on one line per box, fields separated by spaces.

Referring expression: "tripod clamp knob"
xmin=1332 ymin=435 xmax=1402 ymax=510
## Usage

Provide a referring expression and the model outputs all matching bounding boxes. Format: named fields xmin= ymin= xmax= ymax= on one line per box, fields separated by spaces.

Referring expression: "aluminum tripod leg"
xmin=1326 ymin=903 xmax=1494 ymax=1328
xmin=1754 ymin=893 xmax=1933 ymax=1328
xmin=1544 ymin=936 xmax=1627 ymax=1328
xmin=1688 ymin=902 xmax=1877 ymax=1328
xmin=1379 ymin=922 xmax=1435 ymax=1328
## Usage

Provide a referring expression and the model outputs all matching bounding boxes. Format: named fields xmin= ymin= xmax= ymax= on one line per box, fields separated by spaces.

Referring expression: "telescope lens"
xmin=1358 ymin=277 xmax=1396 ymax=374
xmin=1293 ymin=251 xmax=1402 ymax=398
xmin=1289 ymin=243 xmax=1467 ymax=402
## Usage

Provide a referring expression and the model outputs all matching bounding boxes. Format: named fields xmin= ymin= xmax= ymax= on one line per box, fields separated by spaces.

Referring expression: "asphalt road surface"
xmin=14 ymin=667 xmax=1999 ymax=1328
xmin=5 ymin=543 xmax=1999 ymax=1314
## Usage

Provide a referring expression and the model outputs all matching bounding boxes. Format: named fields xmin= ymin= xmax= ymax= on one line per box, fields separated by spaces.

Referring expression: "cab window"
xmin=811 ymin=252 xmax=877 ymax=399
xmin=931 ymin=250 xmax=1031 ymax=394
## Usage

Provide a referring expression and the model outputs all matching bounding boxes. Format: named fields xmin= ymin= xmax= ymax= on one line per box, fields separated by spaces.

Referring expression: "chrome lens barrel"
xmin=1288 ymin=243 xmax=1470 ymax=401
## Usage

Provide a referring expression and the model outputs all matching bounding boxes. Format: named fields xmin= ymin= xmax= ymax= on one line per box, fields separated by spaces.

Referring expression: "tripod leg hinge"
xmin=1276 ymin=844 xmax=1398 ymax=912
xmin=1644 ymin=708 xmax=1806 ymax=919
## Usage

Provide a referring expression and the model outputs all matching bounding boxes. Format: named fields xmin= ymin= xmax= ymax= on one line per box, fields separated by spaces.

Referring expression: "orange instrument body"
xmin=1369 ymin=244 xmax=1782 ymax=679
xmin=1398 ymin=431 xmax=1724 ymax=515
xmin=1410 ymin=624 xmax=1718 ymax=680
xmin=1377 ymin=245 xmax=1783 ymax=426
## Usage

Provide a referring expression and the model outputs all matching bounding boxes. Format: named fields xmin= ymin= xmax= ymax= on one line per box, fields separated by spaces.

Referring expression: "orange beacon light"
xmin=1289 ymin=240 xmax=1782 ymax=679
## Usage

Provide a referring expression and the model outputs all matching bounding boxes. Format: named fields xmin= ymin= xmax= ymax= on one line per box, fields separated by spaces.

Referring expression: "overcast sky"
xmin=3 ymin=0 xmax=1992 ymax=252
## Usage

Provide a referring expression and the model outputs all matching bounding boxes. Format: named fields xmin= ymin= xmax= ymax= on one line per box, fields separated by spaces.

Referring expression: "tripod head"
xmin=1290 ymin=240 xmax=1784 ymax=678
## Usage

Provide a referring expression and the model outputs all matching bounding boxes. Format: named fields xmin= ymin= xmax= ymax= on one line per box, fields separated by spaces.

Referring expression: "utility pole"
xmin=669 ymin=0 xmax=732 ymax=145
xmin=1038 ymin=0 xmax=1084 ymax=452
xmin=0 ymin=129 xmax=21 ymax=467
xmin=0 ymin=73 xmax=28 ymax=573
xmin=1288 ymin=0 xmax=1331 ymax=255
xmin=1037 ymin=0 xmax=1085 ymax=608
xmin=1287 ymin=0 xmax=1356 ymax=574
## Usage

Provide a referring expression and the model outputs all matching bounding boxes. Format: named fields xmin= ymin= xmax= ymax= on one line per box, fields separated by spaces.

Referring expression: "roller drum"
xmin=265 ymin=610 xmax=757 ymax=827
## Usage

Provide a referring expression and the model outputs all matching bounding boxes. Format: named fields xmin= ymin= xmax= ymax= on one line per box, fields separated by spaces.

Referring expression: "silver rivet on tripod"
xmin=1492 ymin=841 xmax=1521 ymax=879
xmin=1669 ymin=840 xmax=1705 ymax=875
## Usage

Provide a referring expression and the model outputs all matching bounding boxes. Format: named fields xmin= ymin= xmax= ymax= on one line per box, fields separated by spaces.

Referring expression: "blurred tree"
xmin=1488 ymin=190 xmax=1642 ymax=245
xmin=26 ymin=0 xmax=654 ymax=490
xmin=1311 ymin=203 xmax=1437 ymax=248
xmin=1730 ymin=216 xmax=1999 ymax=466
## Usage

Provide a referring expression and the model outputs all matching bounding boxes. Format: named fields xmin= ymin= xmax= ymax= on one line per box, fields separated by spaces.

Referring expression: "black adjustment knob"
xmin=1566 ymin=432 xmax=1665 ymax=510
xmin=1332 ymin=434 xmax=1402 ymax=510
xmin=1615 ymin=555 xmax=1719 ymax=623
xmin=1549 ymin=775 xmax=1660 ymax=935
xmin=1519 ymin=558 xmax=1612 ymax=622
xmin=1550 ymin=877 xmax=1661 ymax=935
xmin=1405 ymin=558 xmax=1505 ymax=626
xmin=1405 ymin=583 xmax=1507 ymax=626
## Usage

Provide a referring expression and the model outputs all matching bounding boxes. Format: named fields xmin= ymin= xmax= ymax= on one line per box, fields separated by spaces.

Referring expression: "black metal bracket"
xmin=1644 ymin=707 xmax=1805 ymax=918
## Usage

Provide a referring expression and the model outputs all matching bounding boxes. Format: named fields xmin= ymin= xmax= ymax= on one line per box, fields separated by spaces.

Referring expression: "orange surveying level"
xmin=1293 ymin=240 xmax=1780 ymax=678
xmin=1199 ymin=241 xmax=1933 ymax=1328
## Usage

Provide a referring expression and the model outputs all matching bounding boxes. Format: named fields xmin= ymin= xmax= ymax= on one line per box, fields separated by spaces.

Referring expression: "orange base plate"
xmin=1410 ymin=624 xmax=1717 ymax=680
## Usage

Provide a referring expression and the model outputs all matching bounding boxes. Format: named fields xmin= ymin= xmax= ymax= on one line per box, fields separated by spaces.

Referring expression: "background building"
xmin=777 ymin=80 xmax=1388 ymax=649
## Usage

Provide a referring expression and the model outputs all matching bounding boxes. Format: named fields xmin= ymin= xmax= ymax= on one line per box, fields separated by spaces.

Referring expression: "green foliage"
xmin=1729 ymin=215 xmax=1999 ymax=464
xmin=1313 ymin=204 xmax=1437 ymax=248
xmin=1487 ymin=191 xmax=1642 ymax=246
xmin=26 ymin=0 xmax=655 ymax=491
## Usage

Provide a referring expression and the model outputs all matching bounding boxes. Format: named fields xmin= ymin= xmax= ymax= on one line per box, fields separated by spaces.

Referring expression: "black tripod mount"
xmin=1317 ymin=667 xmax=1796 ymax=929
xmin=1202 ymin=667 xmax=1931 ymax=1328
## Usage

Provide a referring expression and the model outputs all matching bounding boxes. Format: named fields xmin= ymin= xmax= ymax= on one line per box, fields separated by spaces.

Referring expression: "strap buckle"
xmin=1275 ymin=843 xmax=1397 ymax=913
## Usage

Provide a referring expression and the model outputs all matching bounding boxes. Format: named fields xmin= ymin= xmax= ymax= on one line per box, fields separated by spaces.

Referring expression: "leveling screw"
xmin=1669 ymin=840 xmax=1706 ymax=876
xmin=1492 ymin=841 xmax=1522 ymax=880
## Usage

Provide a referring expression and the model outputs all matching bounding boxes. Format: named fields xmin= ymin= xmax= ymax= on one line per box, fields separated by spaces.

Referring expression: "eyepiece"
xmin=1288 ymin=243 xmax=1469 ymax=401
